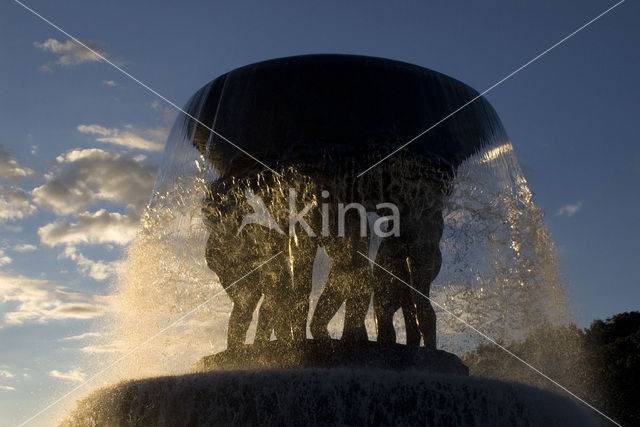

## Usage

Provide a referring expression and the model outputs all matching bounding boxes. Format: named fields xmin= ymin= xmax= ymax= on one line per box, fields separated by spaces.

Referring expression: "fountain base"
xmin=60 ymin=369 xmax=597 ymax=426
xmin=191 ymin=339 xmax=468 ymax=375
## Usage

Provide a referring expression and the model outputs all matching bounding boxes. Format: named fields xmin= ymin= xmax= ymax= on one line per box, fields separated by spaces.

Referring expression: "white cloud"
xmin=60 ymin=332 xmax=100 ymax=341
xmin=0 ymin=186 xmax=37 ymax=223
xmin=81 ymin=340 xmax=127 ymax=354
xmin=557 ymin=201 xmax=582 ymax=217
xmin=34 ymin=38 xmax=105 ymax=68
xmin=12 ymin=243 xmax=37 ymax=253
xmin=39 ymin=209 xmax=139 ymax=247
xmin=37 ymin=209 xmax=132 ymax=279
xmin=0 ymin=272 xmax=107 ymax=326
xmin=32 ymin=148 xmax=156 ymax=215
xmin=0 ymin=385 xmax=15 ymax=391
xmin=0 ymin=250 xmax=11 ymax=266
xmin=0 ymin=145 xmax=35 ymax=182
xmin=49 ymin=368 xmax=86 ymax=383
xmin=32 ymin=148 xmax=155 ymax=281
xmin=59 ymin=246 xmax=123 ymax=281
xmin=77 ymin=124 xmax=166 ymax=152
xmin=0 ymin=370 xmax=14 ymax=379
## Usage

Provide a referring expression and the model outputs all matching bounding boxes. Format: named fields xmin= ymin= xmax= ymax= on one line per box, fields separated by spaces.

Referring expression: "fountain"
xmin=61 ymin=55 xmax=598 ymax=425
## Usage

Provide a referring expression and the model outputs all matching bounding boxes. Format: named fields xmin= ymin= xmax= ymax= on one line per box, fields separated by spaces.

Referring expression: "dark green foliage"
xmin=583 ymin=311 xmax=640 ymax=426
xmin=462 ymin=311 xmax=640 ymax=426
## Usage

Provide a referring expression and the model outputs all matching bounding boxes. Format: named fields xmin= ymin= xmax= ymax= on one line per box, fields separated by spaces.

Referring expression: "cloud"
xmin=0 ymin=250 xmax=11 ymax=266
xmin=0 ymin=145 xmax=35 ymax=182
xmin=0 ymin=385 xmax=15 ymax=391
xmin=0 ymin=272 xmax=108 ymax=326
xmin=0 ymin=186 xmax=37 ymax=223
xmin=60 ymin=245 xmax=123 ymax=281
xmin=34 ymin=38 xmax=106 ymax=69
xmin=12 ymin=243 xmax=37 ymax=253
xmin=32 ymin=149 xmax=156 ymax=215
xmin=0 ymin=370 xmax=14 ymax=379
xmin=150 ymin=100 xmax=178 ymax=124
xmin=49 ymin=368 xmax=86 ymax=383
xmin=60 ymin=332 xmax=101 ymax=341
xmin=37 ymin=210 xmax=132 ymax=280
xmin=557 ymin=201 xmax=582 ymax=217
xmin=34 ymin=219 xmax=126 ymax=278
xmin=77 ymin=124 xmax=167 ymax=152
xmin=81 ymin=340 xmax=127 ymax=354
xmin=39 ymin=209 xmax=139 ymax=247
xmin=32 ymin=148 xmax=155 ymax=281
xmin=103 ymin=80 xmax=118 ymax=87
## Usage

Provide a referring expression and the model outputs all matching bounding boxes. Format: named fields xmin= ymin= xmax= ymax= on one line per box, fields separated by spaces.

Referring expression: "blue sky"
xmin=1 ymin=0 xmax=638 ymax=425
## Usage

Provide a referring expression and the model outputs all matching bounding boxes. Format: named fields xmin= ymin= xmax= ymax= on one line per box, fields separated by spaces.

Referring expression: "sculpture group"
xmin=177 ymin=54 xmax=508 ymax=352
xmin=202 ymin=165 xmax=451 ymax=350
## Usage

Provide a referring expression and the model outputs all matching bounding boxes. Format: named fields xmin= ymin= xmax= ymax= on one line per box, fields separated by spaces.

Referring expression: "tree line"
xmin=462 ymin=311 xmax=640 ymax=426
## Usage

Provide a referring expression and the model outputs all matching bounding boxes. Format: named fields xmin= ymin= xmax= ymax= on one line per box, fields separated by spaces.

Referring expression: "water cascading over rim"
xmin=157 ymin=55 xmax=509 ymax=356
xmin=107 ymin=54 xmax=569 ymax=379
xmin=156 ymin=54 xmax=508 ymax=190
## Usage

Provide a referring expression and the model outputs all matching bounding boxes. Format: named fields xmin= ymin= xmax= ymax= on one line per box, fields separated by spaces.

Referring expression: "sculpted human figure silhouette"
xmin=309 ymin=228 xmax=371 ymax=342
xmin=202 ymin=176 xmax=286 ymax=349
xmin=307 ymin=170 xmax=373 ymax=342
xmin=202 ymin=170 xmax=317 ymax=349
xmin=372 ymin=236 xmax=420 ymax=345
xmin=372 ymin=210 xmax=445 ymax=348
xmin=308 ymin=161 xmax=450 ymax=347
xmin=278 ymin=173 xmax=319 ymax=344
xmin=369 ymin=166 xmax=451 ymax=348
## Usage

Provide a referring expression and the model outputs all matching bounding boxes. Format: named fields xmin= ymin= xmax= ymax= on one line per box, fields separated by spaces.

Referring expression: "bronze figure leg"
xmin=225 ymin=284 xmax=263 ymax=350
xmin=406 ymin=211 xmax=444 ymax=349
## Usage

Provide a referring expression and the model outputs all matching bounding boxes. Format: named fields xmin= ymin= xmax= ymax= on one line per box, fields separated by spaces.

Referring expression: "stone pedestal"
xmin=60 ymin=368 xmax=597 ymax=426
xmin=191 ymin=339 xmax=469 ymax=375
